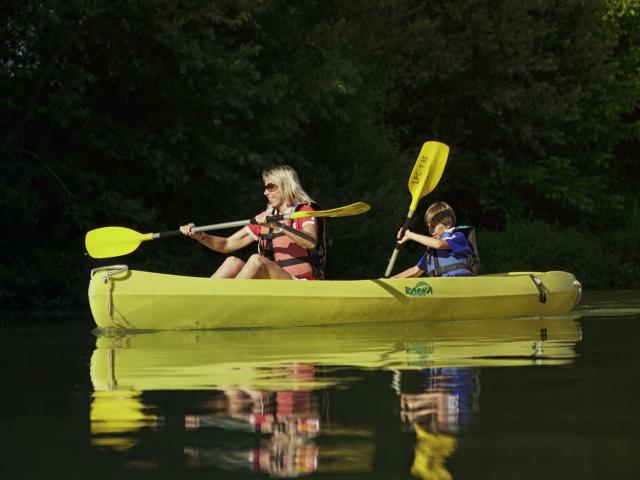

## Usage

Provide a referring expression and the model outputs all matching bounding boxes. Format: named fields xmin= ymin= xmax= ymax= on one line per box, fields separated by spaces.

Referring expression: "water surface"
xmin=1 ymin=291 xmax=639 ymax=479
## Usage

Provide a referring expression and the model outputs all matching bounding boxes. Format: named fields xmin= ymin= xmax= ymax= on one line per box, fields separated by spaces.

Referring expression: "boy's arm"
xmin=391 ymin=266 xmax=424 ymax=279
xmin=399 ymin=230 xmax=450 ymax=250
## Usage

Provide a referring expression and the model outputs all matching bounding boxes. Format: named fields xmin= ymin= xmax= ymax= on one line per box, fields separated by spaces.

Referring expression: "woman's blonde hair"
xmin=263 ymin=165 xmax=314 ymax=206
xmin=425 ymin=201 xmax=456 ymax=228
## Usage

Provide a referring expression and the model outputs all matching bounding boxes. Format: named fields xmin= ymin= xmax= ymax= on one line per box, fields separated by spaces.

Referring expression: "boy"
xmin=392 ymin=202 xmax=475 ymax=278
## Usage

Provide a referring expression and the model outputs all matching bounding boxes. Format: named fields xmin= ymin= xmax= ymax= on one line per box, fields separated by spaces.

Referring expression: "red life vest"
xmin=245 ymin=204 xmax=318 ymax=279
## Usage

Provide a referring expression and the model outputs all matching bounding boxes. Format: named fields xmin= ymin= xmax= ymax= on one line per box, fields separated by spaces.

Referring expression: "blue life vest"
xmin=417 ymin=227 xmax=478 ymax=277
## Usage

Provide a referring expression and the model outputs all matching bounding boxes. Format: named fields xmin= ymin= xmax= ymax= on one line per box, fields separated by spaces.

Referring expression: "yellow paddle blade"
xmin=408 ymin=141 xmax=450 ymax=211
xmin=85 ymin=227 xmax=153 ymax=259
xmin=290 ymin=202 xmax=371 ymax=219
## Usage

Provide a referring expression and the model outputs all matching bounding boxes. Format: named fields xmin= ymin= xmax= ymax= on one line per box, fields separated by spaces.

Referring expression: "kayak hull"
xmin=88 ymin=265 xmax=581 ymax=330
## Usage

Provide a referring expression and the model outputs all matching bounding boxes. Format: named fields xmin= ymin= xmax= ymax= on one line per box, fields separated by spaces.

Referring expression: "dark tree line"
xmin=2 ymin=0 xmax=639 ymax=305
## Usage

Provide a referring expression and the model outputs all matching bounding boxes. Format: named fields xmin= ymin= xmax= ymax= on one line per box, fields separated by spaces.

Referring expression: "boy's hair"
xmin=263 ymin=165 xmax=314 ymax=206
xmin=425 ymin=201 xmax=456 ymax=229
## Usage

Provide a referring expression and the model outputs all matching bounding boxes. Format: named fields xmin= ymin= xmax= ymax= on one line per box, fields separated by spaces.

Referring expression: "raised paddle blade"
xmin=85 ymin=227 xmax=153 ymax=259
xmin=408 ymin=141 xmax=450 ymax=211
xmin=290 ymin=202 xmax=371 ymax=219
xmin=384 ymin=141 xmax=451 ymax=277
xmin=422 ymin=141 xmax=449 ymax=198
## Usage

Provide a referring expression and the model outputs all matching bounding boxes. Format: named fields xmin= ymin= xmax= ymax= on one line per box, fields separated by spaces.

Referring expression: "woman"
xmin=180 ymin=165 xmax=319 ymax=279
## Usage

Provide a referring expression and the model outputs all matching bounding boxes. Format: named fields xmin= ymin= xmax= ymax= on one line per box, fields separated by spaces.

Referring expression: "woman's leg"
xmin=235 ymin=254 xmax=293 ymax=280
xmin=211 ymin=256 xmax=246 ymax=278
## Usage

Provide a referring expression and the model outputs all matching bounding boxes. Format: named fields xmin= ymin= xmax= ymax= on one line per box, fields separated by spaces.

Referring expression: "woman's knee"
xmin=222 ymin=256 xmax=246 ymax=268
xmin=246 ymin=254 xmax=291 ymax=279
xmin=212 ymin=256 xmax=246 ymax=278
xmin=246 ymin=253 xmax=267 ymax=265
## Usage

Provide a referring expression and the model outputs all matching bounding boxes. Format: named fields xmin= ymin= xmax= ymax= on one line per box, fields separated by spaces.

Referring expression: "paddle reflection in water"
xmin=89 ymin=316 xmax=581 ymax=477
xmin=399 ymin=368 xmax=479 ymax=479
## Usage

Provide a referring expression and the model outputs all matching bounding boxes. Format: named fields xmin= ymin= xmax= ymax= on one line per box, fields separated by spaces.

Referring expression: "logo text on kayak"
xmin=405 ymin=281 xmax=433 ymax=297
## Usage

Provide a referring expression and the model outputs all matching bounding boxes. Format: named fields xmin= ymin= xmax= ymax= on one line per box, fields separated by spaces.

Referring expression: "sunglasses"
xmin=263 ymin=183 xmax=278 ymax=192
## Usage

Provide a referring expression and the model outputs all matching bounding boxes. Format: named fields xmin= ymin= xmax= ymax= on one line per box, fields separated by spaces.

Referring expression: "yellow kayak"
xmin=88 ymin=265 xmax=581 ymax=330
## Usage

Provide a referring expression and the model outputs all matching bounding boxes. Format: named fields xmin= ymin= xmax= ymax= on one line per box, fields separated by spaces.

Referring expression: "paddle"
xmin=383 ymin=141 xmax=450 ymax=277
xmin=85 ymin=202 xmax=370 ymax=259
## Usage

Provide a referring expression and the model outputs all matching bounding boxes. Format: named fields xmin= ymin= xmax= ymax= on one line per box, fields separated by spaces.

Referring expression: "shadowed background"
xmin=2 ymin=0 xmax=638 ymax=306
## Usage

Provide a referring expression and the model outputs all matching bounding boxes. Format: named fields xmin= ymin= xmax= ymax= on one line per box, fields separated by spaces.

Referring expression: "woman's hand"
xmin=254 ymin=211 xmax=282 ymax=230
xmin=180 ymin=223 xmax=203 ymax=240
xmin=253 ymin=211 xmax=268 ymax=224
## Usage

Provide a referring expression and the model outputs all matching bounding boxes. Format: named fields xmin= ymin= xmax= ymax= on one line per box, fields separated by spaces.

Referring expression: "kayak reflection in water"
xmin=180 ymin=165 xmax=321 ymax=279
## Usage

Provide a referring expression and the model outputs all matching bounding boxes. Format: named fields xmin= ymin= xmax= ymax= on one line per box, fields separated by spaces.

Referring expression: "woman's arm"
xmin=258 ymin=206 xmax=318 ymax=251
xmin=200 ymin=227 xmax=255 ymax=253
xmin=180 ymin=223 xmax=255 ymax=253
xmin=253 ymin=210 xmax=317 ymax=250
xmin=280 ymin=222 xmax=317 ymax=250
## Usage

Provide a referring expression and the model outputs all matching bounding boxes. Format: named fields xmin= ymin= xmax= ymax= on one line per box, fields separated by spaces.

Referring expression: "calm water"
xmin=1 ymin=290 xmax=639 ymax=479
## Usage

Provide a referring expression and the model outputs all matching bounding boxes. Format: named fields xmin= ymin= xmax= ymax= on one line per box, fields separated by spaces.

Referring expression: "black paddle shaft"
xmin=156 ymin=230 xmax=182 ymax=239
xmin=395 ymin=215 xmax=414 ymax=247
xmin=250 ymin=214 xmax=288 ymax=224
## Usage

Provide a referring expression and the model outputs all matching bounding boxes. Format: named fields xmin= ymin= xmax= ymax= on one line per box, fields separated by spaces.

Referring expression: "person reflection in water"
xmin=183 ymin=364 xmax=320 ymax=476
xmin=399 ymin=367 xmax=479 ymax=480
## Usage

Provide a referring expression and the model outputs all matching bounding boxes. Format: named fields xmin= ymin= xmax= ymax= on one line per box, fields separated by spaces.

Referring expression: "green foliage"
xmin=1 ymin=0 xmax=638 ymax=305
xmin=477 ymin=205 xmax=640 ymax=288
xmin=381 ymin=0 xmax=638 ymax=226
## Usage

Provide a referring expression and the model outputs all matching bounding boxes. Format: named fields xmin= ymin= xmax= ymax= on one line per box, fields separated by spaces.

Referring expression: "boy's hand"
xmin=397 ymin=228 xmax=412 ymax=244
xmin=431 ymin=223 xmax=445 ymax=238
